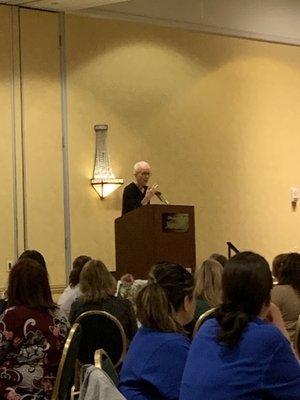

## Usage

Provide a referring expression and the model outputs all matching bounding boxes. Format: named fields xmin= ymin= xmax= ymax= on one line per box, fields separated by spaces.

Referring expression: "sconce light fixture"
xmin=91 ymin=124 xmax=123 ymax=198
xmin=291 ymin=187 xmax=299 ymax=211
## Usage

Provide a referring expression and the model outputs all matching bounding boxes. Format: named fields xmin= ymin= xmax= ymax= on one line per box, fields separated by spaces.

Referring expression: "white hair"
xmin=133 ymin=161 xmax=150 ymax=174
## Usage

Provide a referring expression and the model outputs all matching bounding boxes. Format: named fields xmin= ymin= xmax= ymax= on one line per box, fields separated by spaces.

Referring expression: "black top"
xmin=69 ymin=295 xmax=137 ymax=365
xmin=122 ymin=182 xmax=148 ymax=215
xmin=69 ymin=295 xmax=137 ymax=342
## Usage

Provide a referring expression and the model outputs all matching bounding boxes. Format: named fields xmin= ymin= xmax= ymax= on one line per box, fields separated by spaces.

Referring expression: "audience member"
xmin=58 ymin=255 xmax=91 ymax=317
xmin=119 ymin=262 xmax=195 ymax=400
xmin=18 ymin=249 xmax=47 ymax=269
xmin=272 ymin=252 xmax=289 ymax=282
xmin=180 ymin=251 xmax=300 ymax=400
xmin=69 ymin=259 xmax=137 ymax=342
xmin=209 ymin=253 xmax=227 ymax=267
xmin=117 ymin=274 xmax=147 ymax=306
xmin=271 ymin=252 xmax=300 ymax=342
xmin=0 ymin=258 xmax=69 ymax=400
xmin=194 ymin=258 xmax=222 ymax=318
xmin=0 ymin=249 xmax=47 ymax=316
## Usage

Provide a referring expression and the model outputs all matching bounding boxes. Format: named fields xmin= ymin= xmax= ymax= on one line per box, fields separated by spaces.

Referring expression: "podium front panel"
xmin=115 ymin=205 xmax=195 ymax=279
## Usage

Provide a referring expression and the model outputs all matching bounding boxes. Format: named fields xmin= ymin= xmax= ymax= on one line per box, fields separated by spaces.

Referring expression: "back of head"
xmin=272 ymin=253 xmax=289 ymax=281
xmin=19 ymin=249 xmax=46 ymax=269
xmin=8 ymin=258 xmax=55 ymax=310
xmin=278 ymin=252 xmax=300 ymax=293
xmin=80 ymin=259 xmax=115 ymax=302
xmin=209 ymin=253 xmax=227 ymax=268
xmin=136 ymin=262 xmax=194 ymax=333
xmin=69 ymin=255 xmax=92 ymax=287
xmin=216 ymin=251 xmax=272 ymax=347
xmin=194 ymin=259 xmax=222 ymax=308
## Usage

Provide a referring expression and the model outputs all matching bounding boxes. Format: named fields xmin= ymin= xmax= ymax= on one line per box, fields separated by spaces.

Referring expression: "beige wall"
xmin=1 ymin=5 xmax=300 ymax=290
xmin=0 ymin=6 xmax=15 ymax=287
xmin=66 ymin=15 xmax=300 ymax=265
xmin=19 ymin=9 xmax=66 ymax=287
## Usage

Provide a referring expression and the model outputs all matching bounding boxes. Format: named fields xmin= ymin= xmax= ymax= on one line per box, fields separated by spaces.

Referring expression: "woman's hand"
xmin=141 ymin=184 xmax=159 ymax=205
xmin=266 ymin=302 xmax=290 ymax=341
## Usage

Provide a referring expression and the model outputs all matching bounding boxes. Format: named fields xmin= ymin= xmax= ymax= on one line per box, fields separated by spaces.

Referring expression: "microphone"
xmin=155 ymin=191 xmax=170 ymax=205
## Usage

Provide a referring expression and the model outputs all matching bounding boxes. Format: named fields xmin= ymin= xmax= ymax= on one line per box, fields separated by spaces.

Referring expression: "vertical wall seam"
xmin=59 ymin=12 xmax=72 ymax=282
xmin=18 ymin=7 xmax=28 ymax=250
xmin=10 ymin=6 xmax=19 ymax=260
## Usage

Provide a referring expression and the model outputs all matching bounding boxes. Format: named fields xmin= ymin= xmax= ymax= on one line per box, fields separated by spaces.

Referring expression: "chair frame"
xmin=193 ymin=307 xmax=216 ymax=338
xmin=94 ymin=348 xmax=119 ymax=386
xmin=51 ymin=322 xmax=81 ymax=400
xmin=75 ymin=310 xmax=127 ymax=368
xmin=94 ymin=348 xmax=107 ymax=369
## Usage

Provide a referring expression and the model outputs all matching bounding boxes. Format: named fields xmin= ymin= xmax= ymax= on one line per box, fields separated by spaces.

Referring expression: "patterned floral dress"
xmin=0 ymin=305 xmax=69 ymax=400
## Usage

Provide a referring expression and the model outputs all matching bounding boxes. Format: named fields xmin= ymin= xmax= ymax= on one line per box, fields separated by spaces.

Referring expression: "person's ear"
xmin=183 ymin=295 xmax=192 ymax=312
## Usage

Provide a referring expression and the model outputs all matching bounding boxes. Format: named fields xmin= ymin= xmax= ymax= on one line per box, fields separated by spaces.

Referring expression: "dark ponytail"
xmin=216 ymin=252 xmax=272 ymax=347
xmin=215 ymin=309 xmax=250 ymax=347
xmin=136 ymin=262 xmax=194 ymax=333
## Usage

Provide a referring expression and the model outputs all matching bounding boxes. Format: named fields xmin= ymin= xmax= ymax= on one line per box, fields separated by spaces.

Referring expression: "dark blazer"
xmin=122 ymin=182 xmax=147 ymax=215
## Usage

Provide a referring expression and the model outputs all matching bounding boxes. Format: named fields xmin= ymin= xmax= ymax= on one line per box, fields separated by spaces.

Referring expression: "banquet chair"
xmin=51 ymin=322 xmax=81 ymax=400
xmin=193 ymin=307 xmax=216 ymax=338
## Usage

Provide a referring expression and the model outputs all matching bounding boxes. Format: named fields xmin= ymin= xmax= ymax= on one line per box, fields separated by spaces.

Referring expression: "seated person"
xmin=180 ymin=251 xmax=300 ymax=400
xmin=0 ymin=249 xmax=47 ymax=316
xmin=18 ymin=249 xmax=47 ymax=269
xmin=194 ymin=258 xmax=222 ymax=318
xmin=58 ymin=255 xmax=91 ymax=317
xmin=0 ymin=258 xmax=69 ymax=400
xmin=119 ymin=262 xmax=195 ymax=400
xmin=271 ymin=252 xmax=300 ymax=342
xmin=272 ymin=252 xmax=289 ymax=283
xmin=117 ymin=274 xmax=147 ymax=306
xmin=209 ymin=253 xmax=227 ymax=268
xmin=69 ymin=259 xmax=137 ymax=343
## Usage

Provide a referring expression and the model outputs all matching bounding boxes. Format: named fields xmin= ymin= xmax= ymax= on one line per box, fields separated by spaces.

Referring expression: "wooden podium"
xmin=115 ymin=205 xmax=196 ymax=279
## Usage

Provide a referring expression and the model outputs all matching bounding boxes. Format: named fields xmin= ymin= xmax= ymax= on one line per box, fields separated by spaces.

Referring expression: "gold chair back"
xmin=51 ymin=322 xmax=81 ymax=400
xmin=193 ymin=308 xmax=216 ymax=338
xmin=94 ymin=348 xmax=119 ymax=386
xmin=75 ymin=310 xmax=127 ymax=368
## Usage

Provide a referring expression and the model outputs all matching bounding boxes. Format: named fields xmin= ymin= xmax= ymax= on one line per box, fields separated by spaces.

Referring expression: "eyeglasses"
xmin=138 ymin=172 xmax=151 ymax=176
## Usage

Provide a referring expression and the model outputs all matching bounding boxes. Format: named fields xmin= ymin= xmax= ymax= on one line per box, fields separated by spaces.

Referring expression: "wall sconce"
xmin=291 ymin=187 xmax=299 ymax=211
xmin=91 ymin=124 xmax=123 ymax=198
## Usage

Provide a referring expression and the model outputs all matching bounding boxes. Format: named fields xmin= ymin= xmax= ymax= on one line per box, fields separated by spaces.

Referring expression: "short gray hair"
xmin=133 ymin=161 xmax=150 ymax=174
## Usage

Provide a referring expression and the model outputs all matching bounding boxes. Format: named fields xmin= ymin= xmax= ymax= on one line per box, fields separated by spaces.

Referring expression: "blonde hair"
xmin=80 ymin=260 xmax=115 ymax=303
xmin=194 ymin=259 xmax=222 ymax=308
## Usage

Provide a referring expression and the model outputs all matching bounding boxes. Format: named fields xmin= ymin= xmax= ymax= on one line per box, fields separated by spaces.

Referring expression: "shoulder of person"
xmin=147 ymin=332 xmax=191 ymax=363
xmin=271 ymin=284 xmax=292 ymax=302
xmin=248 ymin=318 xmax=288 ymax=347
xmin=69 ymin=298 xmax=83 ymax=312
xmin=148 ymin=329 xmax=190 ymax=346
xmin=124 ymin=182 xmax=135 ymax=191
xmin=52 ymin=307 xmax=69 ymax=320
xmin=272 ymin=284 xmax=290 ymax=293
xmin=3 ymin=304 xmax=26 ymax=317
xmin=109 ymin=295 xmax=132 ymax=309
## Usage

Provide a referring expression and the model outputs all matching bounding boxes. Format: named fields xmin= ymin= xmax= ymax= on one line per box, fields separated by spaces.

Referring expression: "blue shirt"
xmin=119 ymin=326 xmax=191 ymax=400
xmin=180 ymin=317 xmax=300 ymax=400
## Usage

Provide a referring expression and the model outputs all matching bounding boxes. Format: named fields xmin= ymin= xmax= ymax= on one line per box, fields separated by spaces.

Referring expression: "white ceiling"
xmin=1 ymin=0 xmax=300 ymax=45
xmin=0 ymin=0 xmax=130 ymax=10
